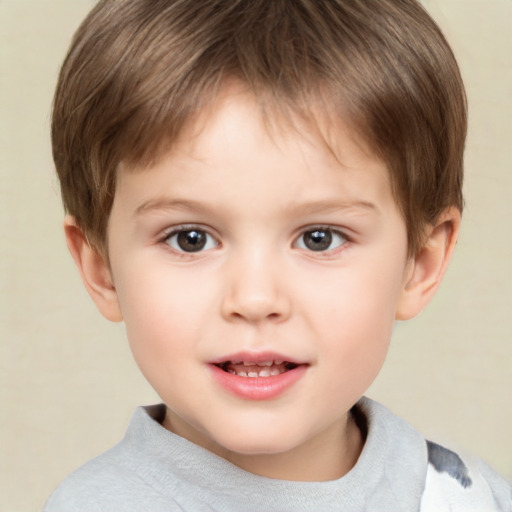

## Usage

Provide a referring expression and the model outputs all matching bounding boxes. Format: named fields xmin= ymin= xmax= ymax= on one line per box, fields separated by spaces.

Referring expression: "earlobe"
xmin=64 ymin=216 xmax=123 ymax=322
xmin=396 ymin=208 xmax=461 ymax=320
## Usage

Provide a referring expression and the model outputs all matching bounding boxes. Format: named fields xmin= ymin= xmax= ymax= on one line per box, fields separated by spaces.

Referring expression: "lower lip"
xmin=209 ymin=364 xmax=308 ymax=401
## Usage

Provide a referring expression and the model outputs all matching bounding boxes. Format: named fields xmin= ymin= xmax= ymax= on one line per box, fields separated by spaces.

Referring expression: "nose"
xmin=220 ymin=249 xmax=291 ymax=324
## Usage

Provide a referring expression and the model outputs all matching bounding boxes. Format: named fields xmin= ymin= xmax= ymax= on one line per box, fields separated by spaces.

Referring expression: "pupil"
xmin=177 ymin=230 xmax=206 ymax=252
xmin=304 ymin=230 xmax=332 ymax=251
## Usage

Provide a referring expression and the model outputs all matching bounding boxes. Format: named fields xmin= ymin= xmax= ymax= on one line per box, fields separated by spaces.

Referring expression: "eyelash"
xmin=294 ymin=226 xmax=349 ymax=254
xmin=159 ymin=225 xmax=350 ymax=255
xmin=161 ymin=225 xmax=219 ymax=255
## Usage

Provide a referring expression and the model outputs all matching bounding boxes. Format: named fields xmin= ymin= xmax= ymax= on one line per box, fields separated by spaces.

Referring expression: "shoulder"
xmin=357 ymin=398 xmax=511 ymax=512
xmin=42 ymin=447 xmax=179 ymax=512
xmin=43 ymin=405 xmax=185 ymax=512
xmin=420 ymin=441 xmax=512 ymax=512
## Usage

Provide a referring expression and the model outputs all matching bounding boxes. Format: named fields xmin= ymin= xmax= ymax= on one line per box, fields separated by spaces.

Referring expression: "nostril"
xmin=229 ymin=309 xmax=284 ymax=323
xmin=220 ymin=281 xmax=291 ymax=323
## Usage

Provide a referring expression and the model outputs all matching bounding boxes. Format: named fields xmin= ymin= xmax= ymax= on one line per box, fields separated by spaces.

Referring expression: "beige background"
xmin=1 ymin=0 xmax=511 ymax=510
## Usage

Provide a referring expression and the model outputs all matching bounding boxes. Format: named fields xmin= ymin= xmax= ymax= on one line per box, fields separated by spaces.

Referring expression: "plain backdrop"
xmin=1 ymin=0 xmax=511 ymax=510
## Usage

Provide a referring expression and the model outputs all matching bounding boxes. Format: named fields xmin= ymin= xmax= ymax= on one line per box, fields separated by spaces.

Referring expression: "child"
xmin=44 ymin=0 xmax=511 ymax=510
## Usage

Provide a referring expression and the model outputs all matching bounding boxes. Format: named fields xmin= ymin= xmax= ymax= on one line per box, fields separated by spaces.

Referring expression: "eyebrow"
xmin=134 ymin=198 xmax=213 ymax=216
xmin=134 ymin=197 xmax=378 ymax=217
xmin=290 ymin=199 xmax=378 ymax=216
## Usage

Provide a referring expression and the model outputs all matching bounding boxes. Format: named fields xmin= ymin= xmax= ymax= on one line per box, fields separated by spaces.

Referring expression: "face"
xmin=105 ymin=86 xmax=411 ymax=480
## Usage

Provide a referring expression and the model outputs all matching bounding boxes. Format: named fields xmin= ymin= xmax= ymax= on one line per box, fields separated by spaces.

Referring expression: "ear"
xmin=396 ymin=208 xmax=461 ymax=320
xmin=64 ymin=216 xmax=123 ymax=322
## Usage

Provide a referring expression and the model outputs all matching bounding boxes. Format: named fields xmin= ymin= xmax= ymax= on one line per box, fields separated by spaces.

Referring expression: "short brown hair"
xmin=52 ymin=0 xmax=466 ymax=256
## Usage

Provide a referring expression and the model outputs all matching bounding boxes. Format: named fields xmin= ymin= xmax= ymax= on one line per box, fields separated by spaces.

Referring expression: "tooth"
xmin=258 ymin=369 xmax=271 ymax=377
xmin=257 ymin=361 xmax=273 ymax=367
xmin=274 ymin=360 xmax=284 ymax=365
xmin=243 ymin=361 xmax=253 ymax=367
xmin=270 ymin=368 xmax=281 ymax=376
xmin=238 ymin=371 xmax=248 ymax=377
xmin=247 ymin=371 xmax=258 ymax=378
xmin=227 ymin=369 xmax=236 ymax=375
xmin=232 ymin=360 xmax=242 ymax=365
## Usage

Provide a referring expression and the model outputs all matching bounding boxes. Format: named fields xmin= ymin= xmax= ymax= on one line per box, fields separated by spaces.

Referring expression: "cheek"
xmin=310 ymin=296 xmax=394 ymax=407
xmin=114 ymin=267 xmax=212 ymax=371
xmin=312 ymin=258 xmax=404 ymax=330
xmin=309 ymin=261 xmax=404 ymax=381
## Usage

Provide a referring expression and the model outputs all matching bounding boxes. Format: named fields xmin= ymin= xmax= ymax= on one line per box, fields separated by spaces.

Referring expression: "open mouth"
xmin=210 ymin=355 xmax=309 ymax=399
xmin=215 ymin=360 xmax=299 ymax=378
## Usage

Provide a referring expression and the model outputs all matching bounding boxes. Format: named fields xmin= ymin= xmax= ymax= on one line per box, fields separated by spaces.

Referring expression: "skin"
xmin=66 ymin=84 xmax=460 ymax=482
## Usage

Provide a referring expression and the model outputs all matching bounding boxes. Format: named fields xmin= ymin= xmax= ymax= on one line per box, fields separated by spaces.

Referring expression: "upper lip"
xmin=208 ymin=351 xmax=307 ymax=366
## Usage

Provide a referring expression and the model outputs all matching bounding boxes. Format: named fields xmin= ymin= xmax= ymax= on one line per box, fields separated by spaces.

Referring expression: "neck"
xmin=164 ymin=409 xmax=364 ymax=482
xmin=226 ymin=412 xmax=364 ymax=481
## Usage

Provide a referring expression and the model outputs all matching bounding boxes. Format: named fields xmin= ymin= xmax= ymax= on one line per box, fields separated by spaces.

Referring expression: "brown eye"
xmin=297 ymin=228 xmax=346 ymax=252
xmin=166 ymin=229 xmax=216 ymax=253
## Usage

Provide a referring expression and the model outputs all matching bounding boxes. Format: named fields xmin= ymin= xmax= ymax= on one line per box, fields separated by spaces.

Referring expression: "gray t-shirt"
xmin=43 ymin=397 xmax=511 ymax=511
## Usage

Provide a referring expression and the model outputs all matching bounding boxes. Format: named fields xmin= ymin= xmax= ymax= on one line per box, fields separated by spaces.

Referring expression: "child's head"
xmin=53 ymin=0 xmax=466 ymax=259
xmin=54 ymin=0 xmax=467 ymax=480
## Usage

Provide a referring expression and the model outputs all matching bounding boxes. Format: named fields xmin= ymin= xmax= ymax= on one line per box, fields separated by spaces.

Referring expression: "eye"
xmin=165 ymin=228 xmax=217 ymax=253
xmin=295 ymin=227 xmax=347 ymax=252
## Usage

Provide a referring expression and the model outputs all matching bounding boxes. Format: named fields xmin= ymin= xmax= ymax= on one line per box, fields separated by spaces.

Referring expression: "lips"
xmin=216 ymin=360 xmax=298 ymax=377
xmin=209 ymin=352 xmax=308 ymax=400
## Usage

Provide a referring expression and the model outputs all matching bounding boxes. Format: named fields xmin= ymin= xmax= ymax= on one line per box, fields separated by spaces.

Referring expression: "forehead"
xmin=123 ymin=81 xmax=385 ymax=185
xmin=113 ymin=85 xmax=397 ymax=226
